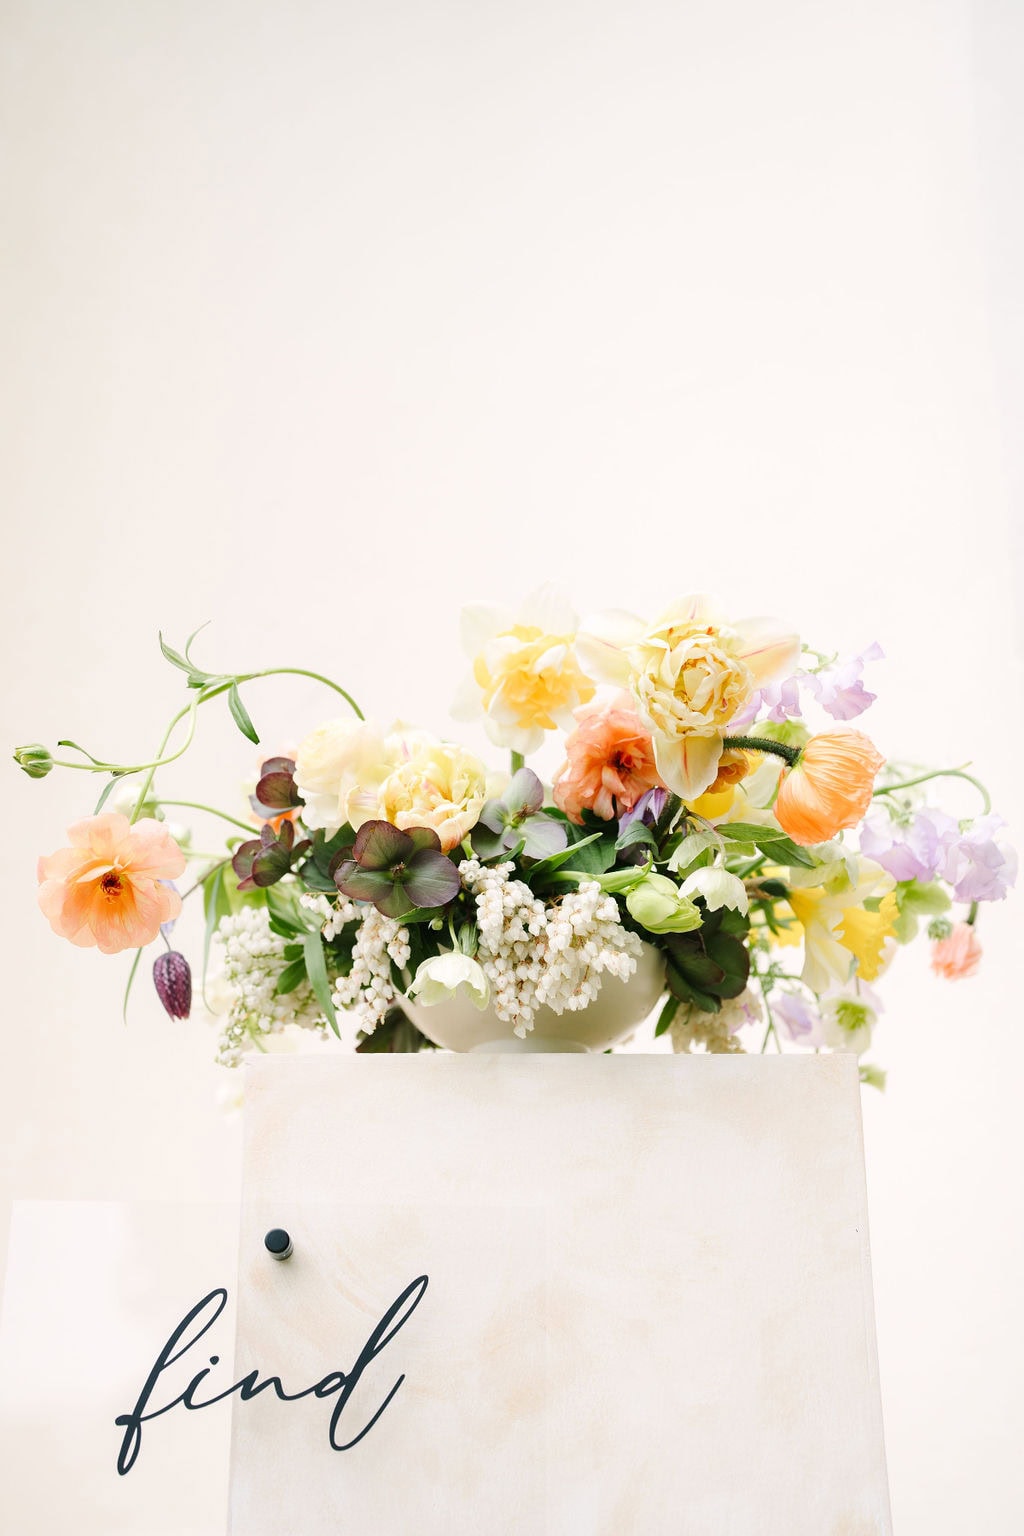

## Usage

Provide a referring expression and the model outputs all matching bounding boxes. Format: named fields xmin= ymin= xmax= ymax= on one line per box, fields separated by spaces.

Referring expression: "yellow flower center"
xmin=474 ymin=625 xmax=594 ymax=732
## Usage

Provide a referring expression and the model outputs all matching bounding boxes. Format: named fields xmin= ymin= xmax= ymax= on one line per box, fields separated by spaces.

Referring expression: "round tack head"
xmin=264 ymin=1228 xmax=293 ymax=1260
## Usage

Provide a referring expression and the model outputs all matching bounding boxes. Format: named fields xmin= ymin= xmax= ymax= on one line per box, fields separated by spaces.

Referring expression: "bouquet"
xmin=18 ymin=589 xmax=1015 ymax=1081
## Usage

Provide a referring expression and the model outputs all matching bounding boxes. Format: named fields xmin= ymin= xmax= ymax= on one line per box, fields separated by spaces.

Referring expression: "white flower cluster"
xmin=459 ymin=858 xmax=641 ymax=1038
xmin=300 ymin=890 xmax=358 ymax=939
xmin=331 ymin=907 xmax=411 ymax=1036
xmin=668 ymin=988 xmax=761 ymax=1055
xmin=213 ymin=905 xmax=326 ymax=1066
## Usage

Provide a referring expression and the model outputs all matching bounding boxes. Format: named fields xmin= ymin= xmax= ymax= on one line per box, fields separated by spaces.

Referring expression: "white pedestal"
xmin=229 ymin=1054 xmax=892 ymax=1535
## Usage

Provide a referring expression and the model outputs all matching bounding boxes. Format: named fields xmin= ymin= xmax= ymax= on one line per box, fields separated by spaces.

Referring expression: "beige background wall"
xmin=2 ymin=1 xmax=1022 ymax=1531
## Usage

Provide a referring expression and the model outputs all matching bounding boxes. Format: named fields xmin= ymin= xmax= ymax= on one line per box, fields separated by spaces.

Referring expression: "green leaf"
xmin=763 ymin=836 xmax=817 ymax=869
xmin=615 ymin=820 xmax=659 ymax=854
xmin=265 ymin=881 xmax=317 ymax=935
xmin=719 ymin=821 xmax=789 ymax=843
xmin=158 ymin=632 xmax=191 ymax=672
xmin=561 ymin=831 xmax=617 ymax=877
xmin=122 ymin=946 xmax=144 ymax=1025
xmin=654 ymin=994 xmax=679 ymax=1038
xmin=228 ymin=681 xmax=260 ymax=744
xmin=528 ymin=831 xmax=604 ymax=881
xmin=201 ymin=862 xmax=232 ymax=994
xmin=183 ymin=620 xmax=211 ymax=662
xmin=703 ymin=931 xmax=750 ymax=998
xmin=668 ymin=829 xmax=718 ymax=870
xmin=275 ymin=957 xmax=308 ymax=996
xmin=665 ymin=960 xmax=721 ymax=1013
xmin=302 ymin=931 xmax=339 ymax=1036
xmin=94 ymin=774 xmax=124 ymax=815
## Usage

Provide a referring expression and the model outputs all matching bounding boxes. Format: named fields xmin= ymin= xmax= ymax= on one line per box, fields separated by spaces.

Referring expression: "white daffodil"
xmin=451 ymin=584 xmax=595 ymax=755
xmin=408 ymin=951 xmax=490 ymax=1011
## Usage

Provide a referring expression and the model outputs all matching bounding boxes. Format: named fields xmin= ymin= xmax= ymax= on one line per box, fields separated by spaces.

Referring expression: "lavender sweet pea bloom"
xmin=617 ymin=785 xmax=669 ymax=834
xmin=940 ymin=815 xmax=1018 ymax=903
xmin=758 ymin=675 xmax=803 ymax=723
xmin=770 ymin=991 xmax=822 ymax=1045
xmin=804 ymin=642 xmax=884 ymax=721
xmin=859 ymin=808 xmax=959 ymax=883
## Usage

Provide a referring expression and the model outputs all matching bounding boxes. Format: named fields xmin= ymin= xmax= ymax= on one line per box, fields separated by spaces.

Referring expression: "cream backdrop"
xmin=2 ymin=1 xmax=1022 ymax=1532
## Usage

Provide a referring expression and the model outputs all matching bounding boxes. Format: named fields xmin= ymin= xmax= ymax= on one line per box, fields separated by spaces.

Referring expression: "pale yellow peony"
xmin=378 ymin=736 xmax=488 ymax=852
xmin=576 ymin=595 xmax=799 ymax=800
xmin=452 ymin=585 xmax=595 ymax=755
xmin=293 ymin=719 xmax=396 ymax=835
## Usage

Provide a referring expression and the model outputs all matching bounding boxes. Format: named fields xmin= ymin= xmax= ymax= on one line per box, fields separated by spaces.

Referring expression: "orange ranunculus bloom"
xmin=552 ymin=694 xmax=664 ymax=824
xmin=930 ymin=922 xmax=982 ymax=980
xmin=37 ymin=813 xmax=186 ymax=954
xmin=773 ymin=730 xmax=884 ymax=846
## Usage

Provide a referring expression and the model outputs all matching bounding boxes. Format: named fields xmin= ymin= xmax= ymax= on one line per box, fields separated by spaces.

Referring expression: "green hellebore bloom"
xmin=626 ymin=872 xmax=703 ymax=935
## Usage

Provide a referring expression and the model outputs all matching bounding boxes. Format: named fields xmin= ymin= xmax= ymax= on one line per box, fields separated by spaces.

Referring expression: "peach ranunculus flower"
xmin=452 ymin=585 xmax=596 ymax=755
xmin=575 ymin=595 xmax=799 ymax=800
xmin=552 ymin=694 xmax=664 ymax=824
xmin=37 ymin=813 xmax=186 ymax=954
xmin=930 ymin=922 xmax=982 ymax=980
xmin=294 ymin=718 xmax=397 ymax=836
xmin=774 ymin=729 xmax=885 ymax=846
xmin=378 ymin=735 xmax=488 ymax=852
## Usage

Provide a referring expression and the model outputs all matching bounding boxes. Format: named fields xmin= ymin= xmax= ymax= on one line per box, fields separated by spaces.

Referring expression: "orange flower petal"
xmin=774 ymin=730 xmax=885 ymax=846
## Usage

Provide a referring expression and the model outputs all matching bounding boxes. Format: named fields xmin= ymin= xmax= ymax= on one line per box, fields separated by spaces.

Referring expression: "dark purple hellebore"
xmin=332 ymin=820 xmax=462 ymax=920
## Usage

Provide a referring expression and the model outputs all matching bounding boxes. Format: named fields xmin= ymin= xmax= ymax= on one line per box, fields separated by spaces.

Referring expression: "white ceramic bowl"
xmin=400 ymin=942 xmax=667 ymax=1053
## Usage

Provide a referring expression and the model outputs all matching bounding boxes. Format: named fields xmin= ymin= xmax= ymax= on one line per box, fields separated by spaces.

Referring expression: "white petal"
xmin=518 ymin=582 xmax=578 ymax=635
xmin=653 ymin=731 xmax=723 ymax=799
xmin=460 ymin=601 xmax=513 ymax=658
xmin=450 ymin=671 xmax=483 ymax=722
xmin=651 ymin=593 xmax=724 ymax=630
xmin=731 ymin=617 xmax=801 ymax=686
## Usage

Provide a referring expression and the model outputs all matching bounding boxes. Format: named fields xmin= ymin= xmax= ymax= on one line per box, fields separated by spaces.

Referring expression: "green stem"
xmin=156 ymin=799 xmax=256 ymax=834
xmin=966 ymin=900 xmax=979 ymax=927
xmin=123 ymin=668 xmax=362 ymax=823
xmin=235 ymin=668 xmax=364 ymax=722
xmin=872 ymin=766 xmax=991 ymax=814
xmin=510 ymin=751 xmax=525 ymax=774
xmin=723 ymin=734 xmax=801 ymax=767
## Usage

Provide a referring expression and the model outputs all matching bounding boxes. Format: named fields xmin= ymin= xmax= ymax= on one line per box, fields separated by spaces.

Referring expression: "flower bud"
xmin=153 ymin=950 xmax=192 ymax=1019
xmin=14 ymin=743 xmax=53 ymax=779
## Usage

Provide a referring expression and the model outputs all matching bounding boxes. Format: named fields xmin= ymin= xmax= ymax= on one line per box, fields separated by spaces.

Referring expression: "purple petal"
xmin=153 ymin=950 xmax=192 ymax=1020
xmin=403 ymin=849 xmax=462 ymax=908
xmin=352 ymin=820 xmax=413 ymax=870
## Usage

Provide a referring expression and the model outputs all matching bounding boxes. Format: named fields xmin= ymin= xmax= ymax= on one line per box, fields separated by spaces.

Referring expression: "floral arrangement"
xmin=16 ymin=589 xmax=1016 ymax=1082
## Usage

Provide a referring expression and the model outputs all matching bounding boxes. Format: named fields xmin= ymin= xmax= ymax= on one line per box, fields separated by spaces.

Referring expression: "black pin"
xmin=264 ymin=1228 xmax=293 ymax=1261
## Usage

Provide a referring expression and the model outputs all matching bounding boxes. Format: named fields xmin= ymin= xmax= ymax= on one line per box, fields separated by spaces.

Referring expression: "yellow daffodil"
xmin=784 ymin=857 xmax=897 ymax=992
xmin=452 ymin=585 xmax=595 ymax=755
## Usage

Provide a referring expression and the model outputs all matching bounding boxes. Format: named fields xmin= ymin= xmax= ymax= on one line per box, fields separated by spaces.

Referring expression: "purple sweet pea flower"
xmin=859 ymin=807 xmax=959 ymax=883
xmin=940 ymin=815 xmax=1018 ymax=903
xmin=770 ymin=991 xmax=822 ymax=1045
xmin=803 ymin=642 xmax=884 ymax=721
xmin=758 ymin=675 xmax=803 ymax=723
xmin=159 ymin=879 xmax=180 ymax=939
xmin=617 ymin=785 xmax=669 ymax=834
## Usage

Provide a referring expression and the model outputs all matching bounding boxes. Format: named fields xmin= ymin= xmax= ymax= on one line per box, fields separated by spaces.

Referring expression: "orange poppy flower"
xmin=37 ymin=813 xmax=186 ymax=954
xmin=774 ymin=730 xmax=884 ymax=846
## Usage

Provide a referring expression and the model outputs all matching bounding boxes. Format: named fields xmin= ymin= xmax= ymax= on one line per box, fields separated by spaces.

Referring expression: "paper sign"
xmin=230 ymin=1054 xmax=892 ymax=1535
xmin=0 ymin=1201 xmax=238 ymax=1535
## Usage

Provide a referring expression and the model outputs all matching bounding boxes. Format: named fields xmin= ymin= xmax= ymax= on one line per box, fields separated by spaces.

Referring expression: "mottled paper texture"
xmin=231 ymin=1054 xmax=891 ymax=1535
